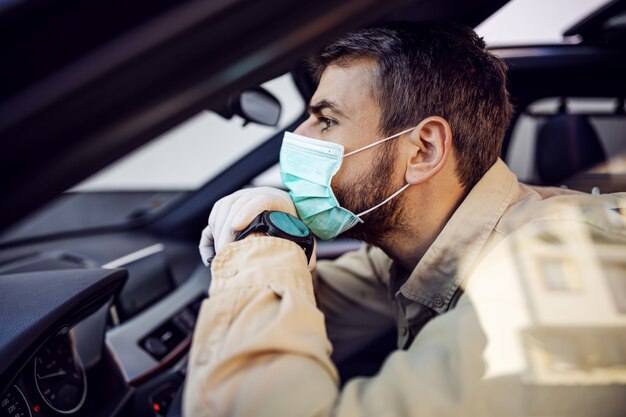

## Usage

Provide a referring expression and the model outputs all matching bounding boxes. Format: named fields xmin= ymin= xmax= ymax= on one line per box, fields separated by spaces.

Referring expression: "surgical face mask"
xmin=279 ymin=127 xmax=414 ymax=240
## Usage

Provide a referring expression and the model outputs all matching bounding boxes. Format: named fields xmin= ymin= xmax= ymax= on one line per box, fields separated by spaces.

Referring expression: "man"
xmin=186 ymin=22 xmax=626 ymax=416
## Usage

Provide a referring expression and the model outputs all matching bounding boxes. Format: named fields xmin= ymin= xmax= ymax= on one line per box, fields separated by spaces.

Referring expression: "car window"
xmin=505 ymin=97 xmax=626 ymax=192
xmin=72 ymin=73 xmax=304 ymax=191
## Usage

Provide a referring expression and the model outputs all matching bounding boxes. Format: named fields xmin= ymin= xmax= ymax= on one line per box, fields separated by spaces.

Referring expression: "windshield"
xmin=0 ymin=74 xmax=304 ymax=242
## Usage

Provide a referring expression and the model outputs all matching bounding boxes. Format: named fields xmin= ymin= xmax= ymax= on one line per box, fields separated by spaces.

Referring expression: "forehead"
xmin=312 ymin=59 xmax=378 ymax=116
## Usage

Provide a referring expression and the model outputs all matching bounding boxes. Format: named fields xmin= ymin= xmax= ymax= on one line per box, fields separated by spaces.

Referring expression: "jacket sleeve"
xmin=313 ymin=244 xmax=396 ymax=362
xmin=183 ymin=236 xmax=487 ymax=417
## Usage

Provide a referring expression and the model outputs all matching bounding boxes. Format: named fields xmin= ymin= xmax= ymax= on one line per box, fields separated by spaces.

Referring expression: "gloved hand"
xmin=199 ymin=187 xmax=316 ymax=269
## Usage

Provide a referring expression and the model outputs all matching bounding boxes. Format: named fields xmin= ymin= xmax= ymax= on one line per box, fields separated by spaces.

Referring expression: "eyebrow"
xmin=307 ymin=99 xmax=350 ymax=120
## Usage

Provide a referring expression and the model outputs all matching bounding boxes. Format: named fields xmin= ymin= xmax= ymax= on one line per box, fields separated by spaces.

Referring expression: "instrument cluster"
xmin=1 ymin=331 xmax=89 ymax=417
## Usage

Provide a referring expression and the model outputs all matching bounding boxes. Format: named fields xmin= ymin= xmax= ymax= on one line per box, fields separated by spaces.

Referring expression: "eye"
xmin=319 ymin=116 xmax=337 ymax=131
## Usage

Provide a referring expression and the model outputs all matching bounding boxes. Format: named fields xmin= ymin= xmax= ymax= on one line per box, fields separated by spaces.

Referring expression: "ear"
xmin=404 ymin=116 xmax=452 ymax=185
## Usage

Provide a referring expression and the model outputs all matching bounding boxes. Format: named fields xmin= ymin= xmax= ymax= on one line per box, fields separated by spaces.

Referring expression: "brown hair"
xmin=310 ymin=21 xmax=513 ymax=189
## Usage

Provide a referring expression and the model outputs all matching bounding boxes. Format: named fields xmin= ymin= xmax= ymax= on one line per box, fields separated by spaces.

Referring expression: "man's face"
xmin=294 ymin=59 xmax=407 ymax=243
xmin=295 ymin=59 xmax=381 ymax=158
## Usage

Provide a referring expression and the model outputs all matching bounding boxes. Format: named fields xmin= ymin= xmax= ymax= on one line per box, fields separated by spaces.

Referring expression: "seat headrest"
xmin=535 ymin=113 xmax=606 ymax=185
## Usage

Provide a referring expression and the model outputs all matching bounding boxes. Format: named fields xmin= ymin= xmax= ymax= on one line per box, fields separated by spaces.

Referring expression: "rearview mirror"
xmin=211 ymin=87 xmax=282 ymax=126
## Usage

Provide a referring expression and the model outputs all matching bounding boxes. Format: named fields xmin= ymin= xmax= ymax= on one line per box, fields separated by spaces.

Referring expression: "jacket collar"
xmin=391 ymin=158 xmax=519 ymax=314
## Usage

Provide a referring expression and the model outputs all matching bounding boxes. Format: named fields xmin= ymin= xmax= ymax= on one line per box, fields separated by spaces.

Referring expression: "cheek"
xmin=332 ymin=153 xmax=367 ymax=188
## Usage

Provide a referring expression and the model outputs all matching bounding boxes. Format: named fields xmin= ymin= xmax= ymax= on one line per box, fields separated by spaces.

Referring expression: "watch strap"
xmin=235 ymin=211 xmax=313 ymax=263
xmin=235 ymin=213 xmax=267 ymax=241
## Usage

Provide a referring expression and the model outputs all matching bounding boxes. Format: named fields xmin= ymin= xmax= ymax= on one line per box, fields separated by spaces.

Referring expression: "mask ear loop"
xmin=344 ymin=127 xmax=416 ymax=157
xmin=345 ymin=126 xmax=418 ymax=218
xmin=356 ymin=183 xmax=411 ymax=217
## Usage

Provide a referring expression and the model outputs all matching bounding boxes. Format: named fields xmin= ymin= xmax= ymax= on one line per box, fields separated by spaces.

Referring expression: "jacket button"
xmin=222 ymin=269 xmax=237 ymax=278
xmin=433 ymin=295 xmax=444 ymax=308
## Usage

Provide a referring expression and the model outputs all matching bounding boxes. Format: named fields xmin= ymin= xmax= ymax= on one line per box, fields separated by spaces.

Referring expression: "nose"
xmin=293 ymin=121 xmax=307 ymax=136
xmin=293 ymin=116 xmax=317 ymax=138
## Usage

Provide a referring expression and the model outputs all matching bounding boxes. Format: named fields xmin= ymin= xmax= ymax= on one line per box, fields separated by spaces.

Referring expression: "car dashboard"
xmin=0 ymin=232 xmax=205 ymax=417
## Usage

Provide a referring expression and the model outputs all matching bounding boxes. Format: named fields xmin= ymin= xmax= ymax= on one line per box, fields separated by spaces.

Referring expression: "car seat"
xmin=535 ymin=112 xmax=606 ymax=185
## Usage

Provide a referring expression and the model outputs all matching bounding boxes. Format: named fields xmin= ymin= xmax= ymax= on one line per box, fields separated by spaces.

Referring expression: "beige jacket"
xmin=184 ymin=159 xmax=626 ymax=416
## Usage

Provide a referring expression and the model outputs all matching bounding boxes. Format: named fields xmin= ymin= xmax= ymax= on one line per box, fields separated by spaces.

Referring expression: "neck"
xmin=377 ymin=181 xmax=466 ymax=273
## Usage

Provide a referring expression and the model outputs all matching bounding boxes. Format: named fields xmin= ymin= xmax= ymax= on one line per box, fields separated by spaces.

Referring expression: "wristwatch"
xmin=235 ymin=210 xmax=314 ymax=263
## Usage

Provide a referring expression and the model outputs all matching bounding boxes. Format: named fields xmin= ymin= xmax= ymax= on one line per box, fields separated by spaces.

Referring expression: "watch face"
xmin=268 ymin=211 xmax=309 ymax=237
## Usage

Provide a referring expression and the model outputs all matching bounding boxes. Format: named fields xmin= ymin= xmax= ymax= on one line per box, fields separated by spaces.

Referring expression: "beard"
xmin=332 ymin=140 xmax=407 ymax=246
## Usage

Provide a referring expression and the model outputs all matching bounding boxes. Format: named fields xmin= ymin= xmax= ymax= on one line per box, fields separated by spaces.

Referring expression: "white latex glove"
xmin=199 ymin=187 xmax=316 ymax=270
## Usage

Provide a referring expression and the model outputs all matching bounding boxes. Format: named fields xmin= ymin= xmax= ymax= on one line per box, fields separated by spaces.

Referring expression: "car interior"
xmin=1 ymin=0 xmax=625 ymax=416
